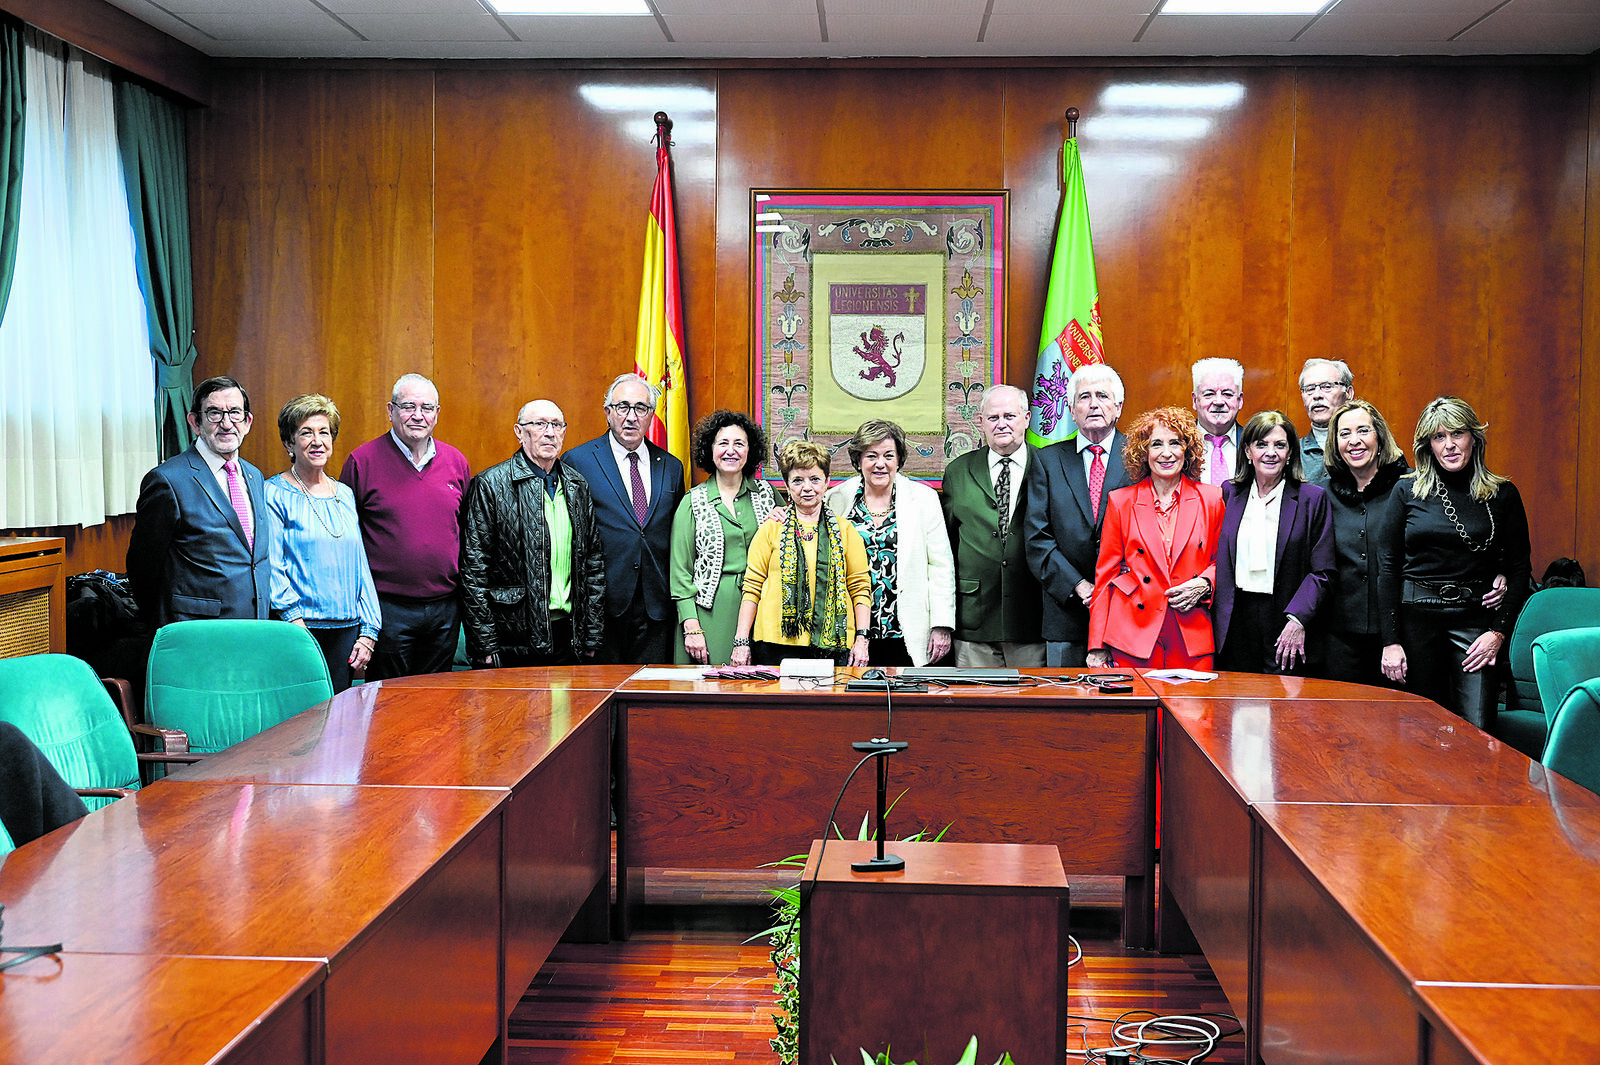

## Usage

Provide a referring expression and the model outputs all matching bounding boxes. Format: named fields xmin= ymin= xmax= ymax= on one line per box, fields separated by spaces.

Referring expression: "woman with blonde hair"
xmin=1377 ymin=396 xmax=1530 ymax=727
xmin=731 ymin=439 xmax=871 ymax=667
xmin=265 ymin=393 xmax=381 ymax=691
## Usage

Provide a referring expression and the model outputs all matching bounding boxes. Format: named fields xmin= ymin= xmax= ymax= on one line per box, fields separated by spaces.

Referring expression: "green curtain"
xmin=0 ymin=16 xmax=24 ymax=328
xmin=115 ymin=78 xmax=197 ymax=460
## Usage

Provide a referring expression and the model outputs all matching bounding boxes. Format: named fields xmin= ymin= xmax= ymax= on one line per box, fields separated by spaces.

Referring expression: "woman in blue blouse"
xmin=265 ymin=394 xmax=381 ymax=692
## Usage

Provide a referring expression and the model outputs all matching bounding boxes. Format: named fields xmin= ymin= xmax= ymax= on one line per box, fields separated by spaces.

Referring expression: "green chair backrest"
xmin=1543 ymin=679 xmax=1600 ymax=796
xmin=145 ymin=620 xmax=334 ymax=755
xmin=1505 ymin=588 xmax=1600 ymax=714
xmin=0 ymin=654 xmax=141 ymax=811
xmin=1533 ymin=627 xmax=1600 ymax=722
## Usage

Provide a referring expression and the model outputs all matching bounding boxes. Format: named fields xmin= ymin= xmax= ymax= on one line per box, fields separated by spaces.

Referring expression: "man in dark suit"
xmin=1023 ymin=363 xmax=1133 ymax=667
xmin=562 ymin=373 xmax=685 ymax=664
xmin=127 ymin=376 xmax=270 ymax=627
xmin=943 ymin=384 xmax=1045 ymax=667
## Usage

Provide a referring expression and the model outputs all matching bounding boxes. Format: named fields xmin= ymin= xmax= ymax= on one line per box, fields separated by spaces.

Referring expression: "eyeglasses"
xmin=518 ymin=419 xmax=566 ymax=433
xmin=1299 ymin=381 xmax=1345 ymax=395
xmin=200 ymin=407 xmax=248 ymax=424
xmin=392 ymin=402 xmax=439 ymax=415
xmin=608 ymin=402 xmax=654 ymax=418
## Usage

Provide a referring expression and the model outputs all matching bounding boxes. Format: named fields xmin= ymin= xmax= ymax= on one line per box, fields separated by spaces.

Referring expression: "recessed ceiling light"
xmin=486 ymin=0 xmax=650 ymax=15
xmin=1161 ymin=0 xmax=1332 ymax=13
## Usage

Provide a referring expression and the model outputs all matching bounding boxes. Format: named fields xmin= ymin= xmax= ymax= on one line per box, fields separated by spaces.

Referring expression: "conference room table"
xmin=1156 ymin=673 xmax=1600 ymax=1065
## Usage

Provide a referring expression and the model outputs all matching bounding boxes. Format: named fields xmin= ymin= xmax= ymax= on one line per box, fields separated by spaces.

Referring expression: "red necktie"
xmin=629 ymin=451 xmax=648 ymax=526
xmin=1207 ymin=434 xmax=1229 ymax=485
xmin=224 ymin=460 xmax=254 ymax=550
xmin=1088 ymin=444 xmax=1105 ymax=523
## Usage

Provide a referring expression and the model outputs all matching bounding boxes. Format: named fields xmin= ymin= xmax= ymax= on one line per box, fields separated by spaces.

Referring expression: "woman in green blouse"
xmin=669 ymin=411 xmax=776 ymax=664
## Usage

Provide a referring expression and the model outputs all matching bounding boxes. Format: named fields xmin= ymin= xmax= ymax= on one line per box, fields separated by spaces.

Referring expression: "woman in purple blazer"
xmin=1213 ymin=410 xmax=1336 ymax=675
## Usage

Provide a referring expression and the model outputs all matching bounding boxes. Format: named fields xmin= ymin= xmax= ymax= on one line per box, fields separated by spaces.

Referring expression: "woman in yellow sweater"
xmin=731 ymin=439 xmax=871 ymax=667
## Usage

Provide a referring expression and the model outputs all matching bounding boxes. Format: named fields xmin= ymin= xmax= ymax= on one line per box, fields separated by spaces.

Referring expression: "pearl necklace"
xmin=289 ymin=469 xmax=346 ymax=538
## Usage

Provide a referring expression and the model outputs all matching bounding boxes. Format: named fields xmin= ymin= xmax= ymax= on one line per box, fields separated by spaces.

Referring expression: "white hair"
xmin=390 ymin=372 xmax=437 ymax=403
xmin=980 ymin=383 xmax=1030 ymax=411
xmin=1069 ymin=363 xmax=1124 ymax=405
xmin=604 ymin=372 xmax=661 ymax=407
xmin=1298 ymin=357 xmax=1353 ymax=391
xmin=1191 ymin=358 xmax=1244 ymax=392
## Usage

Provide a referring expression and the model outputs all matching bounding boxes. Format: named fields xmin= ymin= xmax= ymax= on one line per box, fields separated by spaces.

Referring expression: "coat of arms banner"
xmin=751 ymin=190 xmax=1008 ymax=487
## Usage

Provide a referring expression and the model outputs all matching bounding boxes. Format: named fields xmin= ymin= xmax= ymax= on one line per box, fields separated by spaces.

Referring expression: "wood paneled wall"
xmin=185 ymin=57 xmax=1597 ymax=581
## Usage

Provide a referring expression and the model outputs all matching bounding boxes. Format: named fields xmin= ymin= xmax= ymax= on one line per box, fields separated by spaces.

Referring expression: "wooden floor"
xmin=508 ymin=868 xmax=1244 ymax=1064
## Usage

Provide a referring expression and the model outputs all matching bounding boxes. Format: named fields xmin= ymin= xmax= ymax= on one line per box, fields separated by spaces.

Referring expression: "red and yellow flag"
xmin=633 ymin=119 xmax=690 ymax=488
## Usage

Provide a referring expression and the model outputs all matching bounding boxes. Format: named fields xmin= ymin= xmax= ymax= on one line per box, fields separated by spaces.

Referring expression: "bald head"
xmin=515 ymin=399 xmax=567 ymax=470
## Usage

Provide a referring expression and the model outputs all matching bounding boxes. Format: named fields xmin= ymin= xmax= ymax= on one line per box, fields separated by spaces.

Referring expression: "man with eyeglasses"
xmin=1024 ymin=363 xmax=1134 ymax=667
xmin=459 ymin=399 xmax=605 ymax=667
xmin=942 ymin=384 xmax=1046 ymax=667
xmin=1191 ymin=357 xmax=1247 ymax=486
xmin=1295 ymin=358 xmax=1354 ymax=484
xmin=562 ymin=373 xmax=685 ymax=664
xmin=127 ymin=376 xmax=271 ymax=627
xmin=339 ymin=373 xmax=473 ymax=679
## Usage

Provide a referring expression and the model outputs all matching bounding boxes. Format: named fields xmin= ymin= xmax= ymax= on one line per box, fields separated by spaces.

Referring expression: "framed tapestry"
xmin=751 ymin=189 xmax=1008 ymax=487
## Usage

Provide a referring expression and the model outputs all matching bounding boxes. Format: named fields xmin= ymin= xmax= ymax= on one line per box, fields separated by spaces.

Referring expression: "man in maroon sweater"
xmin=340 ymin=373 xmax=473 ymax=680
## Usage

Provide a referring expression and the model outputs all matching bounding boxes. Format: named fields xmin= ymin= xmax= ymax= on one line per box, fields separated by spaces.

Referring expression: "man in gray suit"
xmin=127 ymin=376 xmax=270 ymax=627
xmin=942 ymin=384 xmax=1045 ymax=667
xmin=1023 ymin=363 xmax=1132 ymax=667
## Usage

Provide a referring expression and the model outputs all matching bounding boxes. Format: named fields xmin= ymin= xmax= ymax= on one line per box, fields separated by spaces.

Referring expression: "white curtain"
xmin=0 ymin=29 xmax=156 ymax=527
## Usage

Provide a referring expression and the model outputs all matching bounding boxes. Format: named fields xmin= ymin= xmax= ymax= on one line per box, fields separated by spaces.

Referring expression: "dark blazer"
xmin=562 ymin=434 xmax=685 ymax=620
xmin=126 ymin=445 xmax=270 ymax=627
xmin=941 ymin=445 xmax=1042 ymax=644
xmin=1089 ymin=478 xmax=1225 ymax=660
xmin=1023 ymin=431 xmax=1133 ymax=642
xmin=1211 ymin=479 xmax=1336 ymax=656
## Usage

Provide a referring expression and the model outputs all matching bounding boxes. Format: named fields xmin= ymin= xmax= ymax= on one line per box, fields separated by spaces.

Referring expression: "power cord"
xmin=0 ymin=902 xmax=63 ymax=972
xmin=1065 ymin=1009 xmax=1242 ymax=1064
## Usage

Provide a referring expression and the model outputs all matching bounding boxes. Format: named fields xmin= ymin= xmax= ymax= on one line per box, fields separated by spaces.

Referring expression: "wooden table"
xmin=612 ymin=667 xmax=1158 ymax=944
xmin=0 ymin=953 xmax=322 ymax=1065
xmin=798 ymin=839 xmax=1068 ymax=1065
xmin=1415 ymin=984 xmax=1600 ymax=1065
xmin=182 ymin=681 xmax=614 ymax=1017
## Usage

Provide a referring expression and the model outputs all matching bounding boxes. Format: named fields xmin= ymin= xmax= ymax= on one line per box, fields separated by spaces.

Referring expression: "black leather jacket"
xmin=460 ymin=450 xmax=605 ymax=661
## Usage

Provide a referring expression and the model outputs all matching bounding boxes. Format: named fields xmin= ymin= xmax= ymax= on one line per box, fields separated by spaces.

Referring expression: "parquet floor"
xmin=508 ymin=870 xmax=1245 ymax=1064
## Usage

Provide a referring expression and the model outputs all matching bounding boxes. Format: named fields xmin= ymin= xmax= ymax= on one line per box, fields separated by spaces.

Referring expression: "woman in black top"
xmin=1377 ymin=397 xmax=1531 ymax=728
xmin=1320 ymin=400 xmax=1410 ymax=686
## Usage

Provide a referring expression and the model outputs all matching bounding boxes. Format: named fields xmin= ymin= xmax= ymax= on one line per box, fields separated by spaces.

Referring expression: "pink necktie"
xmin=1207 ymin=435 xmax=1228 ymax=485
xmin=224 ymin=460 xmax=254 ymax=550
xmin=1088 ymin=444 xmax=1105 ymax=522
xmin=629 ymin=451 xmax=648 ymax=526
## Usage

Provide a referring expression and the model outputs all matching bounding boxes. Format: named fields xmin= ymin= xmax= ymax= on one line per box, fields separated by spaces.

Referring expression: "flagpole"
xmin=1065 ymin=106 xmax=1078 ymax=139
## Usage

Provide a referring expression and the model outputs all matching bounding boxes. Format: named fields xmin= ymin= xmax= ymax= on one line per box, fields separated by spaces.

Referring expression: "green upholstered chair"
xmin=1493 ymin=587 xmax=1600 ymax=758
xmin=0 ymin=654 xmax=142 ymax=813
xmin=1533 ymin=626 xmax=1600 ymax=718
xmin=1542 ymin=679 xmax=1600 ymax=796
xmin=143 ymin=620 xmax=333 ymax=763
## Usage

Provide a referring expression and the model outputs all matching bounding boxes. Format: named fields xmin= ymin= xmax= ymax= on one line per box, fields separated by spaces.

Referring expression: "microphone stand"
xmin=850 ymin=736 xmax=909 ymax=871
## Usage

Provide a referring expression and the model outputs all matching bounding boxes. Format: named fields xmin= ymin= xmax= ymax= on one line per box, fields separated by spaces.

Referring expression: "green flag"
xmin=1027 ymin=136 xmax=1105 ymax=448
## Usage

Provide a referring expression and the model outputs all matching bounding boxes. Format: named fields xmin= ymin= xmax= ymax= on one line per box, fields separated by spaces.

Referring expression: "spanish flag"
xmin=633 ymin=116 xmax=690 ymax=487
xmin=1026 ymin=133 xmax=1105 ymax=448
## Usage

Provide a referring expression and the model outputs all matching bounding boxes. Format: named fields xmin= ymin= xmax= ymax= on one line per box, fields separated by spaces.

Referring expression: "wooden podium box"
xmin=0 ymin=536 xmax=66 ymax=658
xmin=798 ymin=839 xmax=1068 ymax=1065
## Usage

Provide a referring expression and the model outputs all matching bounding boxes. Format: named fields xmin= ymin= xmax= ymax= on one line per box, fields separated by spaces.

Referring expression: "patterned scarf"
xmin=778 ymin=501 xmax=851 ymax=649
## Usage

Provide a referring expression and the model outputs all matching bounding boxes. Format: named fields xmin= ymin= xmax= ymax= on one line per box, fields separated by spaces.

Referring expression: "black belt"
xmin=1403 ymin=579 xmax=1488 ymax=606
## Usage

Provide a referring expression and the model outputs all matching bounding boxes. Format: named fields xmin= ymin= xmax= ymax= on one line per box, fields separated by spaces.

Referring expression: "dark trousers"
xmin=1400 ymin=604 xmax=1500 ymax=730
xmin=597 ymin=575 xmax=673 ymax=665
xmin=1320 ymin=629 xmax=1401 ymax=690
xmin=0 ymin=722 xmax=89 ymax=847
xmin=867 ymin=637 xmax=914 ymax=667
xmin=493 ymin=616 xmax=578 ymax=668
xmin=308 ymin=623 xmax=361 ymax=693
xmin=1218 ymin=591 xmax=1308 ymax=676
xmin=752 ymin=641 xmax=848 ymax=667
xmin=368 ymin=592 xmax=460 ymax=680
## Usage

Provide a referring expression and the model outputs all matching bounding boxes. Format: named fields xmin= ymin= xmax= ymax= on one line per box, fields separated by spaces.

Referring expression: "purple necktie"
xmin=224 ymin=460 xmax=254 ymax=549
xmin=1206 ymin=434 xmax=1228 ymax=485
xmin=629 ymin=451 xmax=648 ymax=526
xmin=1089 ymin=444 xmax=1105 ymax=522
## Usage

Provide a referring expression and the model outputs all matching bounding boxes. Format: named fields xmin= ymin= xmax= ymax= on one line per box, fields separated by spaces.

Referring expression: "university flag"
xmin=1026 ymin=135 xmax=1105 ymax=448
xmin=633 ymin=118 xmax=690 ymax=487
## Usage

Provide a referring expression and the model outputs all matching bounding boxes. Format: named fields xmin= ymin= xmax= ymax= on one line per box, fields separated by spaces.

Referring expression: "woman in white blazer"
xmin=824 ymin=420 xmax=956 ymax=666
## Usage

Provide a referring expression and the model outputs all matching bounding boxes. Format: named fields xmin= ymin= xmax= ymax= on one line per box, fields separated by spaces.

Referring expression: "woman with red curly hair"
xmin=1087 ymin=407 xmax=1225 ymax=670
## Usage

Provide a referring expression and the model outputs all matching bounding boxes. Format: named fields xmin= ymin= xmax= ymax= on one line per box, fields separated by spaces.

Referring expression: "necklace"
xmin=289 ymin=469 xmax=346 ymax=538
xmin=1438 ymin=483 xmax=1494 ymax=552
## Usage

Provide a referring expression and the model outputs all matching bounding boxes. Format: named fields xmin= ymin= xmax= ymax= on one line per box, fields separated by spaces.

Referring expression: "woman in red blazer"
xmin=1087 ymin=407 xmax=1225 ymax=670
